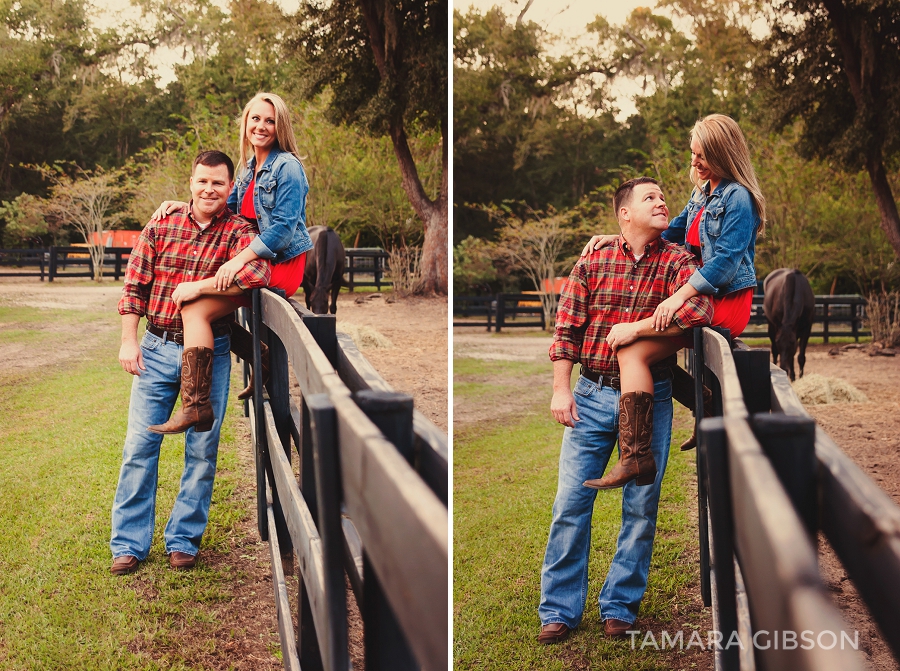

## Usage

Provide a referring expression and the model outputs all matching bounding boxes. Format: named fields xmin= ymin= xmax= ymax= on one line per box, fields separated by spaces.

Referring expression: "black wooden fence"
xmin=238 ymin=287 xmax=447 ymax=671
xmin=453 ymin=293 xmax=545 ymax=331
xmin=687 ymin=326 xmax=900 ymax=670
xmin=746 ymin=294 xmax=868 ymax=342
xmin=454 ymin=293 xmax=869 ymax=340
xmin=344 ymin=249 xmax=390 ymax=292
xmin=0 ymin=247 xmax=132 ymax=281
xmin=0 ymin=247 xmax=389 ymax=291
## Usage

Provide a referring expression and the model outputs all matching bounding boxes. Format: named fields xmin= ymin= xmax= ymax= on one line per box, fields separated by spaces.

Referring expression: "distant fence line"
xmin=454 ymin=293 xmax=870 ymax=341
xmin=0 ymin=247 xmax=390 ymax=290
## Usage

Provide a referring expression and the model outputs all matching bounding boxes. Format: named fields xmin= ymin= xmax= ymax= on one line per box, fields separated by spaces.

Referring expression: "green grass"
xmin=0 ymin=303 xmax=261 ymax=670
xmin=453 ymin=357 xmax=707 ymax=670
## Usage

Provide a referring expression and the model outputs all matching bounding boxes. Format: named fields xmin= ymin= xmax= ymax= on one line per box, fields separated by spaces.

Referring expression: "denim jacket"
xmin=227 ymin=145 xmax=313 ymax=264
xmin=662 ymin=178 xmax=759 ymax=296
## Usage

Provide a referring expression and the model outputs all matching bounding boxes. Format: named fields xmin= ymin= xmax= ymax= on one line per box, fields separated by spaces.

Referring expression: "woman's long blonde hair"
xmin=690 ymin=114 xmax=766 ymax=235
xmin=237 ymin=92 xmax=302 ymax=174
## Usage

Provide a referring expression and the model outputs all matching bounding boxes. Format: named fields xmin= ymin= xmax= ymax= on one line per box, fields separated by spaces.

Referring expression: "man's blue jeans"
xmin=110 ymin=330 xmax=232 ymax=560
xmin=539 ymin=374 xmax=673 ymax=627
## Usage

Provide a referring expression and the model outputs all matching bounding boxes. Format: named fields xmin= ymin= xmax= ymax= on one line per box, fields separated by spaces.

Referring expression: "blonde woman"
xmin=582 ymin=114 xmax=766 ymax=487
xmin=146 ymin=92 xmax=313 ymax=434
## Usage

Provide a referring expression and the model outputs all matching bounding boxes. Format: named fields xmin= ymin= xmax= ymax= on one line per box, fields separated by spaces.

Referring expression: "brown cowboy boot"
xmin=229 ymin=323 xmax=269 ymax=400
xmin=584 ymin=391 xmax=656 ymax=489
xmin=148 ymin=346 xmax=215 ymax=434
xmin=671 ymin=367 xmax=713 ymax=451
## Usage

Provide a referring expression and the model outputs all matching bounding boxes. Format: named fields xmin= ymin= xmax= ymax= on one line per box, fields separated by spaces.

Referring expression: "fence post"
xmin=375 ymin=253 xmax=383 ymax=291
xmin=698 ymin=417 xmax=740 ymax=671
xmin=354 ymin=390 xmax=419 ymax=670
xmin=692 ymin=328 xmax=712 ymax=607
xmin=823 ymin=301 xmax=830 ymax=344
xmin=250 ymin=289 xmax=269 ymax=541
xmin=306 ymin=393 xmax=347 ymax=671
xmin=732 ymin=347 xmax=771 ymax=414
xmin=496 ymin=294 xmax=505 ymax=333
xmin=48 ymin=247 xmax=57 ymax=281
xmin=750 ymin=414 xmax=818 ymax=541
xmin=40 ymin=250 xmax=45 ymax=281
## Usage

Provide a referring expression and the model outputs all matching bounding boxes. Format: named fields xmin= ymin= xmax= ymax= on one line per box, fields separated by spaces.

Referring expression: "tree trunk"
xmin=388 ymin=120 xmax=448 ymax=294
xmin=866 ymin=152 xmax=900 ymax=259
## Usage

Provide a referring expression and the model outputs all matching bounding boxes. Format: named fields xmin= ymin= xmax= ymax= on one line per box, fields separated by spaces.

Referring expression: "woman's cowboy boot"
xmin=671 ymin=367 xmax=713 ymax=451
xmin=229 ymin=323 xmax=270 ymax=400
xmin=148 ymin=346 xmax=215 ymax=434
xmin=584 ymin=391 xmax=656 ymax=489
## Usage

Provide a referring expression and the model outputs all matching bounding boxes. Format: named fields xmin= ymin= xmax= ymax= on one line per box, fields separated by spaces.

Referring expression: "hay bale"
xmin=792 ymin=373 xmax=868 ymax=405
xmin=337 ymin=322 xmax=393 ymax=349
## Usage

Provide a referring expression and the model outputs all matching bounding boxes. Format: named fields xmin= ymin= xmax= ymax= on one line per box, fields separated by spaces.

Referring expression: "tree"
xmin=487 ymin=203 xmax=597 ymax=330
xmin=288 ymin=0 xmax=448 ymax=294
xmin=760 ymin=0 xmax=900 ymax=259
xmin=30 ymin=164 xmax=125 ymax=281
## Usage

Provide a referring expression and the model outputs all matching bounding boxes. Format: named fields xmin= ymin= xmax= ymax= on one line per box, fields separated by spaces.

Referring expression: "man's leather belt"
xmin=146 ymin=322 xmax=231 ymax=345
xmin=581 ymin=366 xmax=673 ymax=390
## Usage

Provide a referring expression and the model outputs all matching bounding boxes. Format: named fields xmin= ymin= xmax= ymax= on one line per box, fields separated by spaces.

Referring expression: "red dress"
xmin=686 ymin=208 xmax=753 ymax=337
xmin=232 ymin=178 xmax=307 ymax=304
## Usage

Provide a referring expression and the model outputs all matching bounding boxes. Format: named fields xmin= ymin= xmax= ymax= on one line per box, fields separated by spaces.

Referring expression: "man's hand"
xmin=119 ymin=340 xmax=145 ymax=376
xmin=172 ymin=281 xmax=203 ymax=309
xmin=606 ymin=321 xmax=642 ymax=351
xmin=551 ymin=388 xmax=581 ymax=427
xmin=214 ymin=258 xmax=246 ymax=291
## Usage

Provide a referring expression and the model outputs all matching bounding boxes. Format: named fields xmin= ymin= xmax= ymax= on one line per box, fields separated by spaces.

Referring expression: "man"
xmin=111 ymin=150 xmax=270 ymax=575
xmin=538 ymin=177 xmax=713 ymax=644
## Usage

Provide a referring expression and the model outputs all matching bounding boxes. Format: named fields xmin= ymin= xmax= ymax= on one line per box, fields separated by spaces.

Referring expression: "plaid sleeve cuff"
xmin=549 ymin=337 xmax=580 ymax=362
xmin=117 ymin=293 xmax=146 ymax=317
xmin=233 ymin=258 xmax=271 ymax=290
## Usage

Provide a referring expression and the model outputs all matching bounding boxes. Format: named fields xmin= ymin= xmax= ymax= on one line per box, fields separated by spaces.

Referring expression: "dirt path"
xmin=453 ymin=333 xmax=900 ymax=670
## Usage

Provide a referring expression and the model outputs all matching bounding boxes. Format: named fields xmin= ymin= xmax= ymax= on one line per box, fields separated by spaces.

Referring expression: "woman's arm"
xmin=688 ymin=186 xmax=757 ymax=295
xmin=250 ymin=158 xmax=309 ymax=259
xmin=661 ymin=192 xmax=696 ymax=245
xmin=579 ymin=234 xmax=619 ymax=257
xmin=213 ymin=246 xmax=261 ymax=290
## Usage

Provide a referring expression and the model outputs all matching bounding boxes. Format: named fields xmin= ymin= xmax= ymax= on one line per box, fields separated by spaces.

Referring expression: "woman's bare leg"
xmin=616 ymin=337 xmax=684 ymax=393
xmin=180 ymin=296 xmax=240 ymax=349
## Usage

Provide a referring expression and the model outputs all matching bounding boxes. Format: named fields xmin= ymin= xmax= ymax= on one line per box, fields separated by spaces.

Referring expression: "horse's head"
xmin=309 ymin=286 xmax=329 ymax=314
xmin=776 ymin=326 xmax=798 ymax=381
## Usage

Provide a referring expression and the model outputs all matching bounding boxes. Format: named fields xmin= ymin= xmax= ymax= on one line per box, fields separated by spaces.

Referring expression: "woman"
xmin=147 ymin=92 xmax=313 ymax=434
xmin=583 ymin=113 xmax=766 ymax=488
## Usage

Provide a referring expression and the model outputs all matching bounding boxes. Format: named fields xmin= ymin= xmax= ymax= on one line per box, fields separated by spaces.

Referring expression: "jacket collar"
xmin=247 ymin=144 xmax=284 ymax=174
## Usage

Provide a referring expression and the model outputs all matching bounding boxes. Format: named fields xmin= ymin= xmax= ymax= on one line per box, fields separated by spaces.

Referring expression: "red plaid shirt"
xmin=550 ymin=236 xmax=713 ymax=375
xmin=118 ymin=204 xmax=270 ymax=331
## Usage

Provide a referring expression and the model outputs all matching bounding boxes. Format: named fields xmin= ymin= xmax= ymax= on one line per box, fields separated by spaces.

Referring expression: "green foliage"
xmin=453 ymin=7 xmax=647 ymax=241
xmin=453 ymin=236 xmax=498 ymax=295
xmin=0 ymin=193 xmax=50 ymax=247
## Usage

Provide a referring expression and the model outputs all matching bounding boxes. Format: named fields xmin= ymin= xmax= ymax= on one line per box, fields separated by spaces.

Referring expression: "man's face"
xmin=189 ymin=163 xmax=233 ymax=221
xmin=622 ymin=182 xmax=669 ymax=232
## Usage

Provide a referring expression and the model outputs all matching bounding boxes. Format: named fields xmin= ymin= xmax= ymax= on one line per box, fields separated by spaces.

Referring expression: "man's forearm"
xmin=121 ymin=313 xmax=141 ymax=344
xmin=552 ymin=359 xmax=576 ymax=392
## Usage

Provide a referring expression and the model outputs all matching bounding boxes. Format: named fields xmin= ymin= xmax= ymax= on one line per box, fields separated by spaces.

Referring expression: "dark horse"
xmin=302 ymin=225 xmax=345 ymax=314
xmin=763 ymin=268 xmax=815 ymax=381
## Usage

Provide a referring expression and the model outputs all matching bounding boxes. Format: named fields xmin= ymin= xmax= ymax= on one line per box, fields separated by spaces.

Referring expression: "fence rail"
xmin=687 ymin=326 xmax=900 ymax=670
xmin=453 ymin=293 xmax=545 ymax=331
xmin=0 ymin=246 xmax=132 ymax=281
xmin=746 ymin=294 xmax=867 ymax=342
xmin=240 ymin=287 xmax=447 ymax=671
xmin=344 ymin=248 xmax=390 ymax=292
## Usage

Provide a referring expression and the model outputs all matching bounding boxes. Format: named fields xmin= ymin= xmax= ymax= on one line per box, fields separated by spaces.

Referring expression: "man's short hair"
xmin=613 ymin=176 xmax=659 ymax=216
xmin=192 ymin=150 xmax=235 ymax=181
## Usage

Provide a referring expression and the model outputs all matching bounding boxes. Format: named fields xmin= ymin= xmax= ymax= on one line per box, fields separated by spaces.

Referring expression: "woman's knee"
xmin=616 ymin=344 xmax=654 ymax=368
